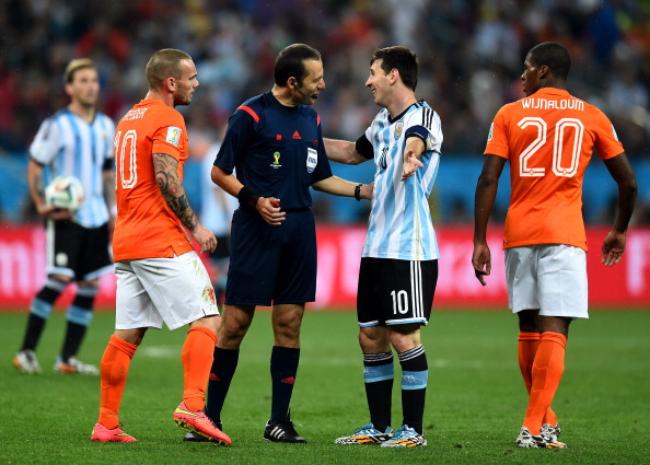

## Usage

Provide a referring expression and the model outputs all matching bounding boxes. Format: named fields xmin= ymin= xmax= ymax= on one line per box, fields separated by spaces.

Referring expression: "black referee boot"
xmin=263 ymin=414 xmax=306 ymax=443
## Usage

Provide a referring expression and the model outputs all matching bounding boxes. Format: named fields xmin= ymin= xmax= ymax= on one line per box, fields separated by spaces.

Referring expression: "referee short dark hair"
xmin=274 ymin=43 xmax=322 ymax=87
xmin=371 ymin=46 xmax=418 ymax=91
xmin=527 ymin=42 xmax=571 ymax=81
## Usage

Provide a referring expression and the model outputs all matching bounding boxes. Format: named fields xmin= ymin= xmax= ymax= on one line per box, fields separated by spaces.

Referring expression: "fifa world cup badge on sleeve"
xmin=306 ymin=147 xmax=317 ymax=173
xmin=165 ymin=126 xmax=182 ymax=146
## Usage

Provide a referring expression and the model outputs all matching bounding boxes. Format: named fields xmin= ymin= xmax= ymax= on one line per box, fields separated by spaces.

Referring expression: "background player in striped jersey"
xmin=472 ymin=42 xmax=637 ymax=448
xmin=325 ymin=46 xmax=443 ymax=448
xmin=13 ymin=58 xmax=115 ymax=376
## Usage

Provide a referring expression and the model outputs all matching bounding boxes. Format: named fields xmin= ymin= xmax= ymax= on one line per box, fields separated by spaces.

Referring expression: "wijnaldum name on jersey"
xmin=521 ymin=98 xmax=585 ymax=111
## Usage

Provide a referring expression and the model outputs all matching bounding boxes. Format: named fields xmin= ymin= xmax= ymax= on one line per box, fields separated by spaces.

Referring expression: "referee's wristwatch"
xmin=354 ymin=183 xmax=363 ymax=201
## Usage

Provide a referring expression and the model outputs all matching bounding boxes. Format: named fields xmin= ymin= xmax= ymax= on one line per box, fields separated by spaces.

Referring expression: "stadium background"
xmin=0 ymin=0 xmax=648 ymax=308
xmin=0 ymin=3 xmax=649 ymax=465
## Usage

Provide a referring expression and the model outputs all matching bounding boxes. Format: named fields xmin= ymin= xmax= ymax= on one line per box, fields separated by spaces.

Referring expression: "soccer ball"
xmin=45 ymin=176 xmax=85 ymax=211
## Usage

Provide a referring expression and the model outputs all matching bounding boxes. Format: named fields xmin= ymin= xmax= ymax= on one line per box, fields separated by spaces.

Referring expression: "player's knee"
xmin=518 ymin=309 xmax=540 ymax=332
xmin=273 ymin=318 xmax=301 ymax=343
xmin=388 ymin=325 xmax=420 ymax=352
xmin=359 ymin=326 xmax=389 ymax=352
xmin=218 ymin=318 xmax=250 ymax=347
xmin=49 ymin=273 xmax=72 ymax=285
xmin=76 ymin=279 xmax=99 ymax=288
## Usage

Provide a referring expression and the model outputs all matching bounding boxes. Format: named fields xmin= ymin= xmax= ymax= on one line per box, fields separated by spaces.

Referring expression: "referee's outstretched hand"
xmin=257 ymin=197 xmax=286 ymax=226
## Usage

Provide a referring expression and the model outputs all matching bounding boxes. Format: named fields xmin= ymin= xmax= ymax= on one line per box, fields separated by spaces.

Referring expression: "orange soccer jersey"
xmin=484 ymin=87 xmax=624 ymax=251
xmin=112 ymin=98 xmax=193 ymax=261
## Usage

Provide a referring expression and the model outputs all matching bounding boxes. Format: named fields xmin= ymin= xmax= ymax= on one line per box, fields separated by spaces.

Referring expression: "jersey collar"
xmin=388 ymin=101 xmax=420 ymax=124
xmin=530 ymin=87 xmax=570 ymax=98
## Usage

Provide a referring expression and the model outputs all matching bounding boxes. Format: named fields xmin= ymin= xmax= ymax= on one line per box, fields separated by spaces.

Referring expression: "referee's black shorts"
xmin=225 ymin=208 xmax=316 ymax=306
xmin=357 ymin=257 xmax=438 ymax=327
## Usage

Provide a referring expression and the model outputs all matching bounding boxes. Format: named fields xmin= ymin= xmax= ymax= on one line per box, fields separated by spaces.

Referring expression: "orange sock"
xmin=517 ymin=331 xmax=540 ymax=392
xmin=518 ymin=332 xmax=559 ymax=425
xmin=522 ymin=331 xmax=567 ymax=435
xmin=98 ymin=335 xmax=137 ymax=429
xmin=181 ymin=326 xmax=218 ymax=411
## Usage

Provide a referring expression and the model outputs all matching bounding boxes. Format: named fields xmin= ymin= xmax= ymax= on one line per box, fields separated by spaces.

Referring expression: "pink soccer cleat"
xmin=90 ymin=423 xmax=137 ymax=443
xmin=172 ymin=402 xmax=232 ymax=445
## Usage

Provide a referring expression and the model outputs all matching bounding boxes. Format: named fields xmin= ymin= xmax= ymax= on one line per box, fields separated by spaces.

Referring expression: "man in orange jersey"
xmin=90 ymin=48 xmax=231 ymax=445
xmin=472 ymin=42 xmax=637 ymax=449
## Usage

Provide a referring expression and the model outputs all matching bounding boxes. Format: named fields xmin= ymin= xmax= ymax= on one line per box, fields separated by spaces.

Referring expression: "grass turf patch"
xmin=0 ymin=309 xmax=648 ymax=465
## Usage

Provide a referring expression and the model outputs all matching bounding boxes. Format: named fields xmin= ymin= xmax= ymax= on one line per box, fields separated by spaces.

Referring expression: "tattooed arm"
xmin=152 ymin=153 xmax=216 ymax=253
xmin=102 ymin=166 xmax=116 ymax=233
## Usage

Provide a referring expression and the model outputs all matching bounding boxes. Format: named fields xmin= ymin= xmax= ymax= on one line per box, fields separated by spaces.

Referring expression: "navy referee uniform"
xmin=214 ymin=91 xmax=333 ymax=305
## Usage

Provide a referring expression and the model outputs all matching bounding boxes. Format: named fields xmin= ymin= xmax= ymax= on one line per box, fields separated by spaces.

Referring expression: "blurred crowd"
xmin=0 ymin=0 xmax=648 ymax=223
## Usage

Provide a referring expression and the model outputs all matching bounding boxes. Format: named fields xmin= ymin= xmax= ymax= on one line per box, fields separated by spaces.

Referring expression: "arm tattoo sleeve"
xmin=102 ymin=170 xmax=116 ymax=213
xmin=152 ymin=153 xmax=198 ymax=231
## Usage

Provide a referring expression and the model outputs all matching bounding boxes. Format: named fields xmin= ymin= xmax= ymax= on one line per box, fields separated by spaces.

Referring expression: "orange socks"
xmin=518 ymin=332 xmax=558 ymax=426
xmin=517 ymin=332 xmax=540 ymax=392
xmin=522 ymin=331 xmax=567 ymax=435
xmin=98 ymin=335 xmax=138 ymax=429
xmin=181 ymin=326 xmax=218 ymax=411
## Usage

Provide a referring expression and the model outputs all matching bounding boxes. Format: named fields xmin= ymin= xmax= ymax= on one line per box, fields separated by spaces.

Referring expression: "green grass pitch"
xmin=1 ymin=309 xmax=649 ymax=465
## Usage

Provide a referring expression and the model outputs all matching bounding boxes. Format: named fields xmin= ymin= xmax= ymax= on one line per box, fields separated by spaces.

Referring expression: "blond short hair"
xmin=145 ymin=48 xmax=193 ymax=89
xmin=64 ymin=58 xmax=96 ymax=84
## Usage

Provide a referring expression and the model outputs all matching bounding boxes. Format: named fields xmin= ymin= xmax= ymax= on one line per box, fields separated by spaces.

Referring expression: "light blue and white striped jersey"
xmin=30 ymin=109 xmax=115 ymax=228
xmin=363 ymin=101 xmax=443 ymax=260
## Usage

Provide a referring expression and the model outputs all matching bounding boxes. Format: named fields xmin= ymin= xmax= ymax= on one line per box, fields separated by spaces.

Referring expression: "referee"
xmin=204 ymin=43 xmax=372 ymax=443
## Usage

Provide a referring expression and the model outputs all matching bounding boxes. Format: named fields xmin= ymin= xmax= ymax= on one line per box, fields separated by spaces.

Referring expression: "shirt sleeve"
xmin=29 ymin=117 xmax=62 ymax=165
xmin=591 ymin=106 xmax=625 ymax=160
xmin=483 ymin=106 xmax=510 ymax=159
xmin=310 ymin=119 xmax=333 ymax=184
xmin=404 ymin=106 xmax=443 ymax=154
xmin=103 ymin=116 xmax=116 ymax=164
xmin=214 ymin=108 xmax=256 ymax=174
xmin=151 ymin=110 xmax=187 ymax=160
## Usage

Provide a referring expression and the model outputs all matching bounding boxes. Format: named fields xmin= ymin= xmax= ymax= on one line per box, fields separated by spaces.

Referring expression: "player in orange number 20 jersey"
xmin=472 ymin=42 xmax=636 ymax=449
xmin=90 ymin=49 xmax=231 ymax=445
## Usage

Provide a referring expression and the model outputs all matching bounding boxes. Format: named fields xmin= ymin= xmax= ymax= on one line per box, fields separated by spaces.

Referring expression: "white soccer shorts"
xmin=115 ymin=251 xmax=219 ymax=330
xmin=505 ymin=244 xmax=588 ymax=319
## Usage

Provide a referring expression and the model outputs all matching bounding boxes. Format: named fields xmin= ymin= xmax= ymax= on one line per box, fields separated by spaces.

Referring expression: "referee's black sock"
xmin=270 ymin=346 xmax=300 ymax=423
xmin=60 ymin=286 xmax=97 ymax=362
xmin=20 ymin=280 xmax=65 ymax=352
xmin=363 ymin=351 xmax=394 ymax=432
xmin=206 ymin=347 xmax=240 ymax=425
xmin=398 ymin=345 xmax=428 ymax=434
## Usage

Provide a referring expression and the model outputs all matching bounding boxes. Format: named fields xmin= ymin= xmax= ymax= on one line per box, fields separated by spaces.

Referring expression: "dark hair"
xmin=274 ymin=43 xmax=321 ymax=86
xmin=527 ymin=42 xmax=571 ymax=80
xmin=370 ymin=46 xmax=418 ymax=91
xmin=145 ymin=48 xmax=193 ymax=89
